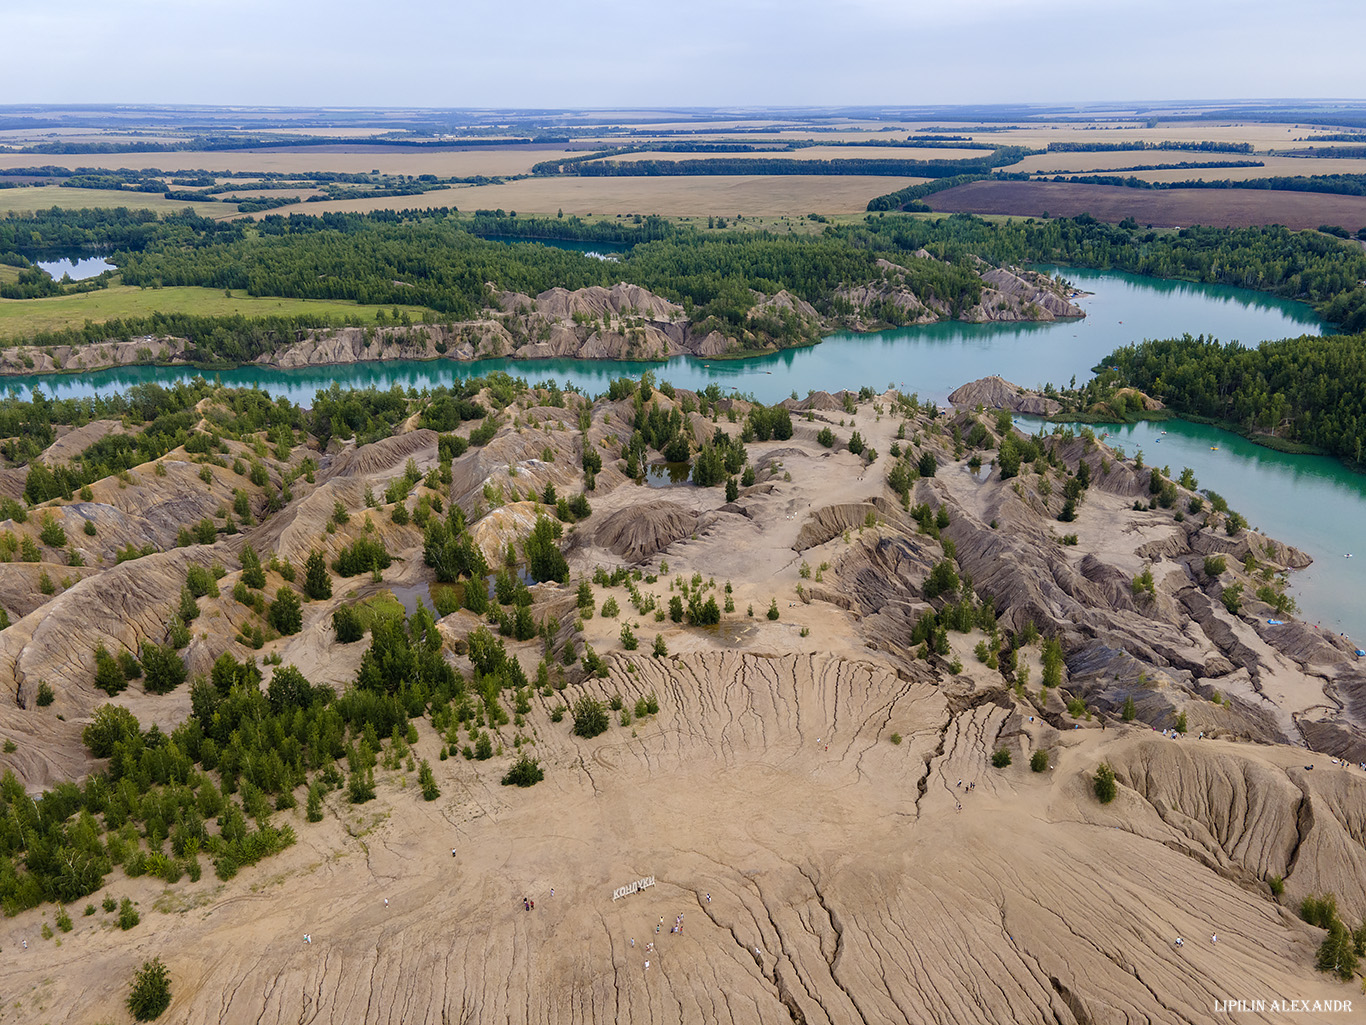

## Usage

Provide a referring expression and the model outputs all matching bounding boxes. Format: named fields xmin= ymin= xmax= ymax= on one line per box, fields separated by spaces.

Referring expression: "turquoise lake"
xmin=8 ymin=265 xmax=1362 ymax=642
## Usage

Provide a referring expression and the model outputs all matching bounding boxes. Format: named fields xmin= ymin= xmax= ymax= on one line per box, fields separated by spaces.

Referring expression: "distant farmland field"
xmin=0 ymin=186 xmax=224 ymax=217
xmin=405 ymin=174 xmax=929 ymax=217
xmin=926 ymin=180 xmax=1366 ymax=230
xmin=0 ymin=146 xmax=571 ymax=178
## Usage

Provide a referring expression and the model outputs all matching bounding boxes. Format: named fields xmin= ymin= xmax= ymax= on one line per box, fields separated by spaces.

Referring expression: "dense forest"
xmin=1044 ymin=141 xmax=1254 ymax=153
xmin=534 ymin=148 xmax=1033 ymax=179
xmin=1103 ymin=332 xmax=1366 ymax=464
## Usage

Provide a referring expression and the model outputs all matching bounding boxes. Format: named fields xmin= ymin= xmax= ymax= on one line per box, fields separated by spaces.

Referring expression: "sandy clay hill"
xmin=0 ymin=379 xmax=1363 ymax=1023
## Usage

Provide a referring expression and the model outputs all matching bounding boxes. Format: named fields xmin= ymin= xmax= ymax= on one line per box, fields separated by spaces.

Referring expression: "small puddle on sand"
xmin=387 ymin=581 xmax=463 ymax=615
xmin=646 ymin=462 xmax=692 ymax=487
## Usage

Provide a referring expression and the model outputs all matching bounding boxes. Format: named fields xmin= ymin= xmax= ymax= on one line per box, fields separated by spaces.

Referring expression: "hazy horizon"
xmin=5 ymin=0 xmax=1364 ymax=109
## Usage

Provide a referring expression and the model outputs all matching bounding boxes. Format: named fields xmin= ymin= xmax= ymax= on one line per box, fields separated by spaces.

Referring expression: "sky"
xmin=4 ymin=0 xmax=1364 ymax=107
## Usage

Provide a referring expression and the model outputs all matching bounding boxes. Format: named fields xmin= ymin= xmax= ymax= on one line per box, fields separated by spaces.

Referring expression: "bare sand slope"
xmin=3 ymin=652 xmax=1357 ymax=1024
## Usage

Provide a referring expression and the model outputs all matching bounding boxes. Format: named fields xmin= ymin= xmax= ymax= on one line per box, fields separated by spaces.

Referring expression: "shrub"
xmin=601 ymin=597 xmax=619 ymax=618
xmin=991 ymin=748 xmax=1012 ymax=768
xmin=1093 ymin=762 xmax=1117 ymax=803
xmin=418 ymin=759 xmax=440 ymax=801
xmin=767 ymin=598 xmax=779 ymax=620
xmin=571 ymin=695 xmax=609 ymax=738
xmin=268 ymin=586 xmax=303 ymax=635
xmin=333 ymin=537 xmax=391 ymax=577
xmin=36 ymin=680 xmax=54 ymax=706
xmin=1121 ymin=694 xmax=1136 ymax=721
xmin=501 ymin=755 xmax=544 ymax=787
xmin=348 ymin=768 xmax=376 ymax=803
xmin=185 ymin=564 xmax=219 ymax=598
xmin=55 ymin=905 xmax=72 ymax=931
xmin=303 ymin=550 xmax=332 ymax=600
xmin=140 ymin=642 xmax=186 ymax=694
xmin=333 ymin=604 xmax=363 ymax=643
xmin=1030 ymin=750 xmax=1049 ymax=772
xmin=118 ymin=896 xmax=140 ymax=930
xmin=1203 ymin=555 xmax=1227 ymax=578
xmin=525 ymin=515 xmax=569 ymax=583
xmin=816 ymin=427 xmax=834 ymax=448
xmin=1221 ymin=583 xmax=1244 ymax=614
xmin=39 ymin=514 xmax=67 ymax=548
xmin=1316 ymin=921 xmax=1359 ymax=981
xmin=1268 ymin=875 xmax=1284 ymax=897
xmin=127 ymin=957 xmax=171 ymax=1021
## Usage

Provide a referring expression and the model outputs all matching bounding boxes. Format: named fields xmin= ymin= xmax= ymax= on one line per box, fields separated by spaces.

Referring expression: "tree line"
xmin=1104 ymin=331 xmax=1366 ymax=464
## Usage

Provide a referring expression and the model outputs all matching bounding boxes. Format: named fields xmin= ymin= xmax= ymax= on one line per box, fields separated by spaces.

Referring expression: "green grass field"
xmin=0 ymin=185 xmax=227 ymax=218
xmin=0 ymin=285 xmax=432 ymax=339
xmin=0 ymin=264 xmax=20 ymax=286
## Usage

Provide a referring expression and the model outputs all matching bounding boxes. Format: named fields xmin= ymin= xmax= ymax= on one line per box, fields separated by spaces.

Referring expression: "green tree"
xmin=1031 ymin=750 xmax=1049 ymax=772
xmin=525 ymin=515 xmax=569 ymax=583
xmin=240 ymin=544 xmax=266 ymax=589
xmin=571 ymin=695 xmax=609 ymax=738
xmin=127 ymin=958 xmax=171 ymax=1021
xmin=141 ymin=642 xmax=186 ymax=695
xmin=333 ymin=604 xmax=364 ymax=643
xmin=83 ymin=703 xmax=140 ymax=756
xmin=303 ymin=550 xmax=332 ymax=600
xmin=501 ymin=755 xmax=544 ymax=787
xmin=991 ymin=748 xmax=1012 ymax=768
xmin=39 ymin=514 xmax=67 ymax=548
xmin=419 ymin=759 xmax=440 ymax=801
xmin=1121 ymin=694 xmax=1137 ymax=721
xmin=268 ymin=586 xmax=303 ymax=635
xmin=1316 ymin=920 xmax=1359 ymax=981
xmin=1094 ymin=762 xmax=1117 ymax=803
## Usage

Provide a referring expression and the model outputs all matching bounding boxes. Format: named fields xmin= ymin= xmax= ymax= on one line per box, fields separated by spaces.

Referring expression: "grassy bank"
xmin=0 ymin=285 xmax=432 ymax=339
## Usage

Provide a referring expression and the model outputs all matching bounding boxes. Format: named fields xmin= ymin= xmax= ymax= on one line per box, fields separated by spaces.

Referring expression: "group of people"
xmin=955 ymin=778 xmax=977 ymax=813
xmin=522 ymin=897 xmax=535 ymax=911
xmin=1174 ymin=934 xmax=1218 ymax=948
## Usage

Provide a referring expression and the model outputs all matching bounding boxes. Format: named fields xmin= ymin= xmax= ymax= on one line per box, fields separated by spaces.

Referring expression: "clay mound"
xmin=948 ymin=376 xmax=1061 ymax=415
xmin=471 ymin=502 xmax=546 ymax=568
xmin=794 ymin=502 xmax=888 ymax=551
xmin=592 ymin=502 xmax=706 ymax=563
xmin=786 ymin=390 xmax=845 ymax=412
xmin=1107 ymin=739 xmax=1366 ymax=916
xmin=966 ymin=267 xmax=1086 ymax=321
xmin=323 ymin=429 xmax=438 ymax=481
xmin=533 ymin=282 xmax=683 ymax=322
xmin=747 ymin=289 xmax=820 ymax=321
xmin=39 ymin=420 xmax=130 ymax=465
